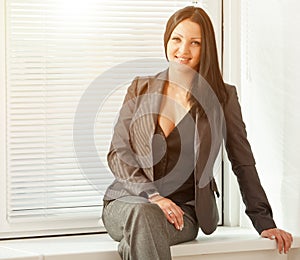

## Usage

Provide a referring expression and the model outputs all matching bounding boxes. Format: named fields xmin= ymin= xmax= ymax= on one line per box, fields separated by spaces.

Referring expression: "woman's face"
xmin=167 ymin=19 xmax=201 ymax=71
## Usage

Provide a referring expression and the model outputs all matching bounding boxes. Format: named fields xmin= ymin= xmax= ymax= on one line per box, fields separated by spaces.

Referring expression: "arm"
xmin=106 ymin=77 xmax=157 ymax=198
xmin=106 ymin=77 xmax=185 ymax=230
xmin=224 ymin=84 xmax=293 ymax=253
xmin=224 ymin=84 xmax=276 ymax=234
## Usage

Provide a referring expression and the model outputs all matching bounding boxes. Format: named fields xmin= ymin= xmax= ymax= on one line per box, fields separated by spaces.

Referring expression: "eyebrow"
xmin=173 ymin=32 xmax=201 ymax=40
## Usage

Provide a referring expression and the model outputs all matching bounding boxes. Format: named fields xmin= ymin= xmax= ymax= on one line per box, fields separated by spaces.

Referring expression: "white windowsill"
xmin=0 ymin=227 xmax=299 ymax=260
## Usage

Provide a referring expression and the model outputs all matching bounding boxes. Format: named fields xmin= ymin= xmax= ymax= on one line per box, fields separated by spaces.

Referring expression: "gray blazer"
xmin=104 ymin=70 xmax=276 ymax=235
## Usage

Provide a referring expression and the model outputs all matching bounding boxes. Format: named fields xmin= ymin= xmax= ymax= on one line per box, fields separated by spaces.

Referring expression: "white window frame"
xmin=0 ymin=0 xmax=228 ymax=239
xmin=222 ymin=0 xmax=243 ymax=227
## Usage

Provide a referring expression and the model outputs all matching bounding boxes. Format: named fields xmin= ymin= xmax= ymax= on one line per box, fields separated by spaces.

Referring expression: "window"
xmin=0 ymin=0 xmax=223 ymax=238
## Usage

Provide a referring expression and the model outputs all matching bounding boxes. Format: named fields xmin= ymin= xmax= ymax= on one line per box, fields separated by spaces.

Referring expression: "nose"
xmin=178 ymin=40 xmax=190 ymax=55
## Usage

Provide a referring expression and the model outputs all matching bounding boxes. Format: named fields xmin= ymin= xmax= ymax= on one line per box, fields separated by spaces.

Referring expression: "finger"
xmin=164 ymin=209 xmax=175 ymax=225
xmin=281 ymin=232 xmax=292 ymax=253
xmin=158 ymin=199 xmax=184 ymax=230
xmin=275 ymin=229 xmax=292 ymax=254
xmin=165 ymin=208 xmax=182 ymax=231
xmin=289 ymin=233 xmax=294 ymax=242
xmin=169 ymin=211 xmax=181 ymax=230
xmin=280 ymin=231 xmax=293 ymax=242
xmin=282 ymin=234 xmax=289 ymax=254
xmin=261 ymin=230 xmax=274 ymax=239
xmin=263 ymin=233 xmax=274 ymax=239
xmin=275 ymin=234 xmax=284 ymax=254
xmin=171 ymin=207 xmax=184 ymax=229
xmin=178 ymin=206 xmax=185 ymax=215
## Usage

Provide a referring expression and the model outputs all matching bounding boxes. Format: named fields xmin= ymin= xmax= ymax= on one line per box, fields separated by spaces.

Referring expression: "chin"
xmin=169 ymin=61 xmax=196 ymax=74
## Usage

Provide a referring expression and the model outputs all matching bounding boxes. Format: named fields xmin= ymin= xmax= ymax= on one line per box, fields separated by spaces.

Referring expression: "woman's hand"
xmin=261 ymin=228 xmax=293 ymax=254
xmin=150 ymin=195 xmax=184 ymax=231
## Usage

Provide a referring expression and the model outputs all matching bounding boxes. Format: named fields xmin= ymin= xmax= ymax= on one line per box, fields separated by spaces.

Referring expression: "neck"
xmin=168 ymin=63 xmax=197 ymax=91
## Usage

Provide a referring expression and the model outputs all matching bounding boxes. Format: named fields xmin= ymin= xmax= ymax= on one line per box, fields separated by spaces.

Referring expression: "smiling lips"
xmin=176 ymin=56 xmax=191 ymax=64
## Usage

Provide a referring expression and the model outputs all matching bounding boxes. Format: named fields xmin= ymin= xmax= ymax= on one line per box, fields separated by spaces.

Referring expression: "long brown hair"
xmin=164 ymin=6 xmax=227 ymax=105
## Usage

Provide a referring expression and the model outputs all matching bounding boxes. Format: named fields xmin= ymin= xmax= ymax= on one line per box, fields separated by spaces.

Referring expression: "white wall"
xmin=240 ymin=0 xmax=300 ymax=234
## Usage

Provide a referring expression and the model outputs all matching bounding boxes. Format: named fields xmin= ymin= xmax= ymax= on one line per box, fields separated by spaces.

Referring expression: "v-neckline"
xmin=157 ymin=110 xmax=190 ymax=139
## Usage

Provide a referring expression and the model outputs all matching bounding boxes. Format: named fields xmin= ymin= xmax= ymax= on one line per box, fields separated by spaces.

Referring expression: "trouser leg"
xmin=102 ymin=196 xmax=198 ymax=260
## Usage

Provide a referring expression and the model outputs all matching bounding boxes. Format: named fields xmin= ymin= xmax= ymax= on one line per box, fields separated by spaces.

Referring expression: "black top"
xmin=152 ymin=108 xmax=196 ymax=204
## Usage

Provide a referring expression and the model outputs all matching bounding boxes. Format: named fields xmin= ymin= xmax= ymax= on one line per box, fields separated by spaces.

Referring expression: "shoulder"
xmin=224 ymin=83 xmax=238 ymax=97
xmin=129 ymin=70 xmax=167 ymax=96
xmin=223 ymin=83 xmax=240 ymax=107
xmin=222 ymin=83 xmax=245 ymax=120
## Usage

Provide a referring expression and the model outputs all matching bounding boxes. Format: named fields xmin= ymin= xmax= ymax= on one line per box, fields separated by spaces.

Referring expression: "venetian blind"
xmin=6 ymin=0 xmax=190 ymax=223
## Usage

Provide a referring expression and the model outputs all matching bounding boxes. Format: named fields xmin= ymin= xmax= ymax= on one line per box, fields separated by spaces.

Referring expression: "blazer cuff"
xmin=139 ymin=189 xmax=160 ymax=199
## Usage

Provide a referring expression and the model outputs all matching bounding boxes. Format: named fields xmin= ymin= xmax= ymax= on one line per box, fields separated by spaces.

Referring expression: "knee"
xmin=133 ymin=202 xmax=163 ymax=217
xmin=129 ymin=202 xmax=164 ymax=226
xmin=191 ymin=226 xmax=199 ymax=240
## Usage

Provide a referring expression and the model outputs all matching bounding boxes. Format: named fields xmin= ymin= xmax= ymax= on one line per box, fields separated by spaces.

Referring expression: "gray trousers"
xmin=102 ymin=196 xmax=199 ymax=260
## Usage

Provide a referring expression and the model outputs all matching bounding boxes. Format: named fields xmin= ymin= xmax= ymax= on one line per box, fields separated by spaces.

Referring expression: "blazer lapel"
xmin=148 ymin=69 xmax=168 ymax=132
xmin=130 ymin=70 xmax=168 ymax=181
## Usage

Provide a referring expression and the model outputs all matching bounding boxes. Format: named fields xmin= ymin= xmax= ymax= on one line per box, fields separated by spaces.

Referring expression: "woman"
xmin=102 ymin=6 xmax=293 ymax=260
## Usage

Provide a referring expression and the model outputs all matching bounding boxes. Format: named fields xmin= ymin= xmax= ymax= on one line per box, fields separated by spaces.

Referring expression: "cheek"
xmin=194 ymin=48 xmax=201 ymax=62
xmin=166 ymin=42 xmax=173 ymax=59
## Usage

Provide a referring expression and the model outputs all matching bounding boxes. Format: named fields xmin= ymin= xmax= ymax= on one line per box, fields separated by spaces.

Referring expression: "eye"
xmin=171 ymin=37 xmax=181 ymax=42
xmin=191 ymin=41 xmax=201 ymax=46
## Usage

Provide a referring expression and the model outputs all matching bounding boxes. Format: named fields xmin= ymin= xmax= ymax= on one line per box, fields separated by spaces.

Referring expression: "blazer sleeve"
xmin=224 ymin=84 xmax=277 ymax=234
xmin=106 ymin=77 xmax=157 ymax=199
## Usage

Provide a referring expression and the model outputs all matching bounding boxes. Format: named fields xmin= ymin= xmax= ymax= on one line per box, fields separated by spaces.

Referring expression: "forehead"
xmin=172 ymin=19 xmax=201 ymax=37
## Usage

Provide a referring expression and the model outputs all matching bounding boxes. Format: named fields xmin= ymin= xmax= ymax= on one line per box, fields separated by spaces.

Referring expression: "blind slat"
xmin=7 ymin=0 xmax=188 ymax=223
